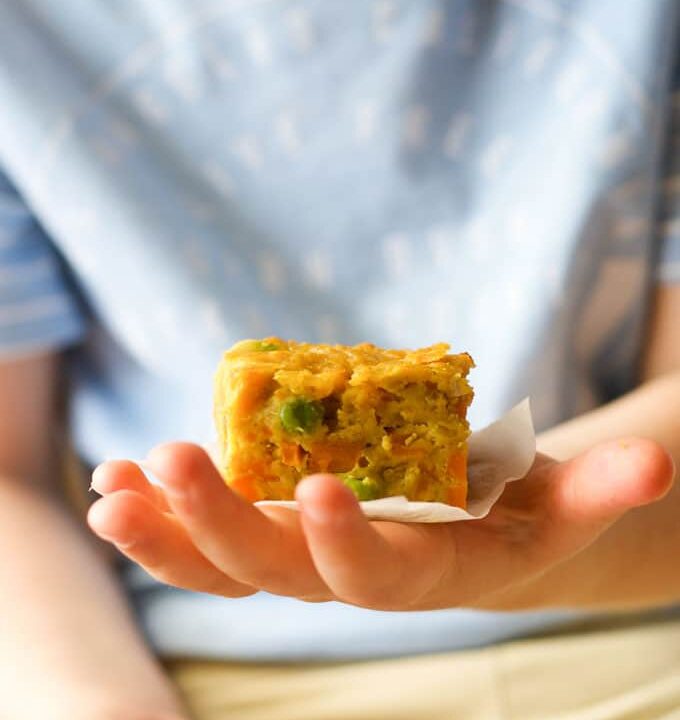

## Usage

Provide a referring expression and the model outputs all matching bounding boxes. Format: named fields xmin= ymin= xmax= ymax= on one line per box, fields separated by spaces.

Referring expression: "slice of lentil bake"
xmin=214 ymin=339 xmax=474 ymax=506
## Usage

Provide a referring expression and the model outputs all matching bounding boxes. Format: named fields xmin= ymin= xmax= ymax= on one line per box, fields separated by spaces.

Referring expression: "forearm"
xmin=0 ymin=477 xmax=185 ymax=719
xmin=498 ymin=372 xmax=680 ymax=611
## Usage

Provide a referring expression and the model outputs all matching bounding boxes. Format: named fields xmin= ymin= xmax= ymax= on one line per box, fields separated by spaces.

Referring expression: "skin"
xmin=1 ymin=286 xmax=677 ymax=716
xmin=87 ymin=286 xmax=679 ymax=613
xmin=0 ymin=354 xmax=186 ymax=719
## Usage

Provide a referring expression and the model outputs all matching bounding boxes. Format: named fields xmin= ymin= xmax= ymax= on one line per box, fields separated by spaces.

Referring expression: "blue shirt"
xmin=0 ymin=0 xmax=679 ymax=660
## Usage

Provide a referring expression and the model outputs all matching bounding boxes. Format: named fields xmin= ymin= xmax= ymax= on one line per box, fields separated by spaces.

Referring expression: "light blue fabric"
xmin=0 ymin=0 xmax=679 ymax=660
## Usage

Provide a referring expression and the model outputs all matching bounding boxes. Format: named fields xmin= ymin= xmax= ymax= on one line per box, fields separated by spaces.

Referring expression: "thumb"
xmin=547 ymin=437 xmax=675 ymax=529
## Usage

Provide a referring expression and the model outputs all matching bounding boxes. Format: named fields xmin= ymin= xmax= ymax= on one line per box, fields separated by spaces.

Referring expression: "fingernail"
xmin=88 ymin=506 xmax=122 ymax=544
xmin=296 ymin=476 xmax=356 ymax=526
xmin=298 ymin=497 xmax=331 ymax=525
xmin=89 ymin=465 xmax=109 ymax=494
xmin=295 ymin=480 xmax=328 ymax=524
xmin=89 ymin=515 xmax=136 ymax=549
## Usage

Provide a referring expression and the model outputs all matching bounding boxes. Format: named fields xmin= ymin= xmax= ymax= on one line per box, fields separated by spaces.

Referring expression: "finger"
xmin=146 ymin=443 xmax=330 ymax=599
xmin=296 ymin=474 xmax=453 ymax=609
xmin=91 ymin=460 xmax=171 ymax=512
xmin=548 ymin=437 xmax=675 ymax=529
xmin=440 ymin=441 xmax=675 ymax=608
xmin=87 ymin=490 xmax=255 ymax=598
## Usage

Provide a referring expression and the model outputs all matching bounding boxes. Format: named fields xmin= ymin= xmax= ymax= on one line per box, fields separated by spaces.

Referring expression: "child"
xmin=1 ymin=2 xmax=679 ymax=717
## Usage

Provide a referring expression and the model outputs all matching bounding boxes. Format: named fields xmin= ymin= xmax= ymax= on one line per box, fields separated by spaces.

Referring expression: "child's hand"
xmin=88 ymin=439 xmax=674 ymax=611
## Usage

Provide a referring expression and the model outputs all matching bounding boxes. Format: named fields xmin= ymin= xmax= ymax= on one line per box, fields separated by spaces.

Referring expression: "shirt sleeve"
xmin=0 ymin=170 xmax=86 ymax=358
xmin=657 ymin=47 xmax=680 ymax=284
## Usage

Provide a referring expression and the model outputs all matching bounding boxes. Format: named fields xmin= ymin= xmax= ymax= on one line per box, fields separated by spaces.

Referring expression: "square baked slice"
xmin=214 ymin=338 xmax=474 ymax=506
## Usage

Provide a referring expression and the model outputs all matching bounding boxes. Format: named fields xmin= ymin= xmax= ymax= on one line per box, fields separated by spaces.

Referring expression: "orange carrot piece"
xmin=231 ymin=370 xmax=272 ymax=419
xmin=446 ymin=450 xmax=467 ymax=480
xmin=446 ymin=481 xmax=467 ymax=508
xmin=446 ymin=450 xmax=468 ymax=508
xmin=228 ymin=474 xmax=263 ymax=503
xmin=280 ymin=442 xmax=305 ymax=469
xmin=308 ymin=441 xmax=363 ymax=474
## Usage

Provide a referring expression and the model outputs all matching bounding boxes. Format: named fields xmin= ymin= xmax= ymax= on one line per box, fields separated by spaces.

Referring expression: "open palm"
xmin=88 ymin=438 xmax=673 ymax=611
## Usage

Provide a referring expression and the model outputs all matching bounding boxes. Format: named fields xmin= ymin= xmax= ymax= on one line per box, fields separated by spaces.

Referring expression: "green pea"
xmin=342 ymin=475 xmax=381 ymax=501
xmin=252 ymin=341 xmax=281 ymax=352
xmin=279 ymin=397 xmax=324 ymax=434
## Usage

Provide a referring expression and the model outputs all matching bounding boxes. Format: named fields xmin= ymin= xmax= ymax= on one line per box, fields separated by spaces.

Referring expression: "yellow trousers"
xmin=167 ymin=615 xmax=680 ymax=720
